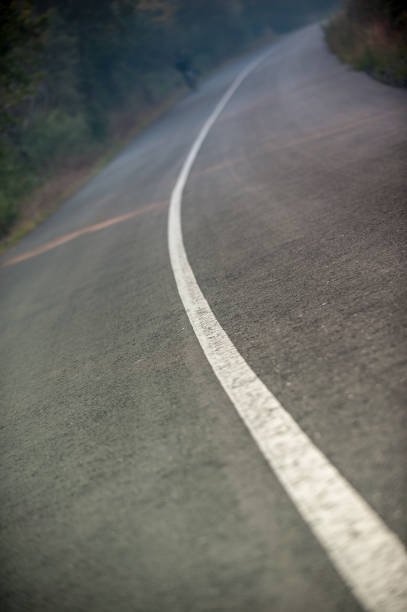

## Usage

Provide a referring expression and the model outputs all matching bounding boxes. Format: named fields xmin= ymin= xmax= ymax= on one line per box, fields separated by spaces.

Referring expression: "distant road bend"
xmin=1 ymin=23 xmax=406 ymax=612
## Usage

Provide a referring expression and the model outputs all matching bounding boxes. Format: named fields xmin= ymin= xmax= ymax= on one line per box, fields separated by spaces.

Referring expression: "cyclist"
xmin=175 ymin=52 xmax=197 ymax=91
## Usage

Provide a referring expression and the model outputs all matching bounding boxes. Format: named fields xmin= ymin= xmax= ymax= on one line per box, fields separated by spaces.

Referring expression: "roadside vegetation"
xmin=325 ymin=1 xmax=407 ymax=87
xmin=0 ymin=0 xmax=337 ymax=248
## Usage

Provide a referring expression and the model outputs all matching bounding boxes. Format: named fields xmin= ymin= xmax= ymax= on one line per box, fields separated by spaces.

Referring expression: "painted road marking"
xmin=191 ymin=110 xmax=402 ymax=181
xmin=168 ymin=52 xmax=407 ymax=612
xmin=2 ymin=201 xmax=166 ymax=268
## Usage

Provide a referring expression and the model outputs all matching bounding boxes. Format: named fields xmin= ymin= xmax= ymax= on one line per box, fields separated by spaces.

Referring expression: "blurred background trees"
xmin=325 ymin=1 xmax=406 ymax=90
xmin=1 ymin=0 xmax=339 ymax=238
xmin=344 ymin=0 xmax=406 ymax=29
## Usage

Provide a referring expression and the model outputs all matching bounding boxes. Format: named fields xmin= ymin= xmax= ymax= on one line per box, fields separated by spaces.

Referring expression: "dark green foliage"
xmin=325 ymin=1 xmax=407 ymax=87
xmin=344 ymin=1 xmax=407 ymax=30
xmin=0 ymin=0 xmax=48 ymax=129
xmin=0 ymin=0 xmax=338 ymax=239
xmin=23 ymin=110 xmax=90 ymax=166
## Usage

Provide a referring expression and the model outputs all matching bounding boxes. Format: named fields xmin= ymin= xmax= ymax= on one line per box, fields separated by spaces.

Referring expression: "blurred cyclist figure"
xmin=175 ymin=51 xmax=197 ymax=91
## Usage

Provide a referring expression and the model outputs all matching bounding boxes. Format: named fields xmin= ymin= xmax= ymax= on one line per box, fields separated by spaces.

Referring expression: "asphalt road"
xmin=1 ymin=24 xmax=406 ymax=612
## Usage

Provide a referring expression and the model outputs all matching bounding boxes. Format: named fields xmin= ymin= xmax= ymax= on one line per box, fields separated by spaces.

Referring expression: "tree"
xmin=0 ymin=0 xmax=48 ymax=131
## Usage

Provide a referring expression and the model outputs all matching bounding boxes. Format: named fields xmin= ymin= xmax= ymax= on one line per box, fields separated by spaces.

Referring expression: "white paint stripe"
xmin=168 ymin=51 xmax=407 ymax=612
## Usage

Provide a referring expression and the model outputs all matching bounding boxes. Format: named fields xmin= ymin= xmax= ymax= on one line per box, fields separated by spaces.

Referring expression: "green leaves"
xmin=0 ymin=0 xmax=340 ymax=238
xmin=0 ymin=1 xmax=48 ymax=130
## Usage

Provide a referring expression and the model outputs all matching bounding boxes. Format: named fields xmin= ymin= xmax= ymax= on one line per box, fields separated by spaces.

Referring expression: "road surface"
xmin=1 ymin=23 xmax=406 ymax=612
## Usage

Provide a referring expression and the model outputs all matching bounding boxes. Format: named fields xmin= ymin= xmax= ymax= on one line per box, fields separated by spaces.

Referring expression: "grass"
xmin=0 ymin=31 xmax=277 ymax=254
xmin=324 ymin=11 xmax=407 ymax=87
xmin=0 ymin=86 xmax=183 ymax=254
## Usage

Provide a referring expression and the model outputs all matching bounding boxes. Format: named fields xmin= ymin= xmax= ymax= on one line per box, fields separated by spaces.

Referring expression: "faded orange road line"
xmin=190 ymin=156 xmax=245 ymax=179
xmin=272 ymin=109 xmax=403 ymax=153
xmin=2 ymin=200 xmax=167 ymax=268
xmin=190 ymin=109 xmax=402 ymax=179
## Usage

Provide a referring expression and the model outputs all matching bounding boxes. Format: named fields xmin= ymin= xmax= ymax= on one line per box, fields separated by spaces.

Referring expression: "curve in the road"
xmin=168 ymin=50 xmax=407 ymax=612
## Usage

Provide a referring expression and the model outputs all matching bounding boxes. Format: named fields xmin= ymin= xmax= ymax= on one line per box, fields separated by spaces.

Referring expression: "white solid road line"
xmin=167 ymin=50 xmax=407 ymax=612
